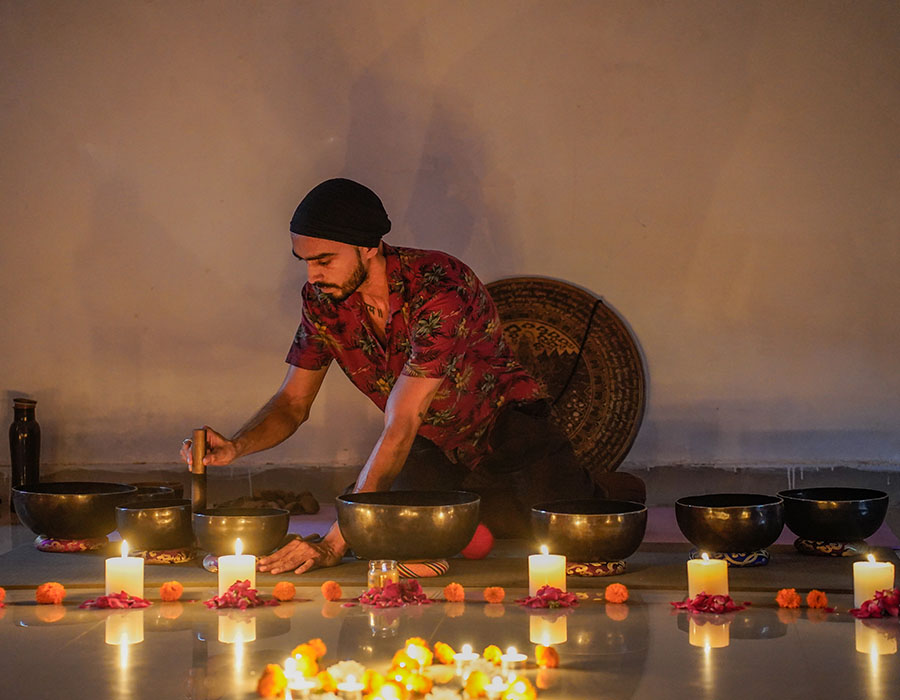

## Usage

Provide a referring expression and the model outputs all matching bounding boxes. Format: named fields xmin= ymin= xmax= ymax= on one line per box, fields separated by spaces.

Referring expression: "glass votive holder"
xmin=368 ymin=559 xmax=400 ymax=589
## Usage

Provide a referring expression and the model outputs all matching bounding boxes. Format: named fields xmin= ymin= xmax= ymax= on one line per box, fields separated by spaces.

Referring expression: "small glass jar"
xmin=367 ymin=559 xmax=399 ymax=589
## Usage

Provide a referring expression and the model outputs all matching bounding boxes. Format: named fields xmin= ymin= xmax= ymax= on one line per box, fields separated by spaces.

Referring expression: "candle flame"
xmin=701 ymin=552 xmax=710 ymax=562
xmin=506 ymin=645 xmax=517 ymax=655
xmin=120 ymin=539 xmax=129 ymax=558
xmin=235 ymin=538 xmax=243 ymax=556
xmin=539 ymin=544 xmax=549 ymax=555
xmin=462 ymin=643 xmax=472 ymax=654
xmin=867 ymin=553 xmax=876 ymax=564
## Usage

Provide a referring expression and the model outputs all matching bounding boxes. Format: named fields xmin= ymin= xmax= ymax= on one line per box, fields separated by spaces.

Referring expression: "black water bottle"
xmin=9 ymin=397 xmax=40 ymax=512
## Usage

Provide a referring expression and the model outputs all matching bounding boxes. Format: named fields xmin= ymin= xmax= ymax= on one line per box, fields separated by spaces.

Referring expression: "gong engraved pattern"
xmin=487 ymin=277 xmax=645 ymax=479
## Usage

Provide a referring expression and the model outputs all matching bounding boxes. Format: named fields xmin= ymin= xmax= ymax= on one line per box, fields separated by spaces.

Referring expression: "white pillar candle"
xmin=687 ymin=553 xmax=729 ymax=598
xmin=529 ymin=613 xmax=568 ymax=645
xmin=688 ymin=618 xmax=730 ymax=649
xmin=105 ymin=539 xmax=144 ymax=598
xmin=853 ymin=554 xmax=895 ymax=608
xmin=855 ymin=619 xmax=898 ymax=655
xmin=218 ymin=538 xmax=257 ymax=595
xmin=105 ymin=609 xmax=145 ymax=646
xmin=217 ymin=614 xmax=257 ymax=644
xmin=528 ymin=545 xmax=566 ymax=596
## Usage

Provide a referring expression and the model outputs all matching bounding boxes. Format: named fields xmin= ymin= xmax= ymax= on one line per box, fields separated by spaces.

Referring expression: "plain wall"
xmin=1 ymin=0 xmax=898 ymax=473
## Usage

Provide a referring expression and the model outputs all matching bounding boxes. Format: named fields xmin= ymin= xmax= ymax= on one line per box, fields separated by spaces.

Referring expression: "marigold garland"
xmin=483 ymin=586 xmax=505 ymax=604
xmin=321 ymin=580 xmax=342 ymax=601
xmin=273 ymin=581 xmax=296 ymax=602
xmin=160 ymin=581 xmax=184 ymax=602
xmin=35 ymin=582 xmax=66 ymax=605
xmin=443 ymin=582 xmax=465 ymax=602
xmin=775 ymin=588 xmax=801 ymax=609
xmin=604 ymin=583 xmax=629 ymax=604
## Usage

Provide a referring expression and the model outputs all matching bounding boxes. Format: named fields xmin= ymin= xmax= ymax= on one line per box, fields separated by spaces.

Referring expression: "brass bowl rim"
xmin=117 ymin=498 xmax=192 ymax=512
xmin=776 ymin=487 xmax=888 ymax=504
xmin=13 ymin=481 xmax=139 ymax=496
xmin=676 ymin=493 xmax=783 ymax=510
xmin=336 ymin=490 xmax=480 ymax=508
xmin=192 ymin=507 xmax=291 ymax=518
xmin=532 ymin=498 xmax=647 ymax=516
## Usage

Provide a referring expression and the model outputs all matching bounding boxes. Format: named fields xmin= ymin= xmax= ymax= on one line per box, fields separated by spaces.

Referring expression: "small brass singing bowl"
xmin=676 ymin=493 xmax=784 ymax=553
xmin=778 ymin=487 xmax=888 ymax=542
xmin=336 ymin=491 xmax=480 ymax=561
xmin=116 ymin=498 xmax=194 ymax=551
xmin=531 ymin=499 xmax=648 ymax=561
xmin=192 ymin=507 xmax=291 ymax=556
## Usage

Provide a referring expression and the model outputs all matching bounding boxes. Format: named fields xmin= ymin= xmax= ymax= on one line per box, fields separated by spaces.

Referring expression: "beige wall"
xmin=1 ymin=1 xmax=898 ymax=472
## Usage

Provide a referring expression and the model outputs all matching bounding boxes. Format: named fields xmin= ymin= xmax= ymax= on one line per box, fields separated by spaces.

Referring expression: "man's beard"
xmin=315 ymin=250 xmax=367 ymax=302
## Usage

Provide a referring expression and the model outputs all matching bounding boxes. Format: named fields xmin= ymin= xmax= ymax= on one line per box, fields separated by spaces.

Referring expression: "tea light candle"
xmin=853 ymin=554 xmax=895 ymax=608
xmin=528 ymin=545 xmax=566 ymax=596
xmin=687 ymin=553 xmax=728 ymax=598
xmin=855 ymin=619 xmax=898 ymax=655
xmin=336 ymin=674 xmax=364 ymax=700
xmin=106 ymin=539 xmax=144 ymax=598
xmin=104 ymin=609 xmax=145 ymax=646
xmin=218 ymin=538 xmax=256 ymax=595
xmin=485 ymin=675 xmax=508 ymax=700
xmin=500 ymin=646 xmax=527 ymax=677
xmin=529 ymin=613 xmax=568 ymax=645
xmin=688 ymin=618 xmax=730 ymax=649
xmin=453 ymin=643 xmax=479 ymax=677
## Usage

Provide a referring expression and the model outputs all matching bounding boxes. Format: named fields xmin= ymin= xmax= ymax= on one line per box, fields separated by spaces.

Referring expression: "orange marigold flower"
xmin=404 ymin=671 xmax=433 ymax=695
xmin=604 ymin=583 xmax=629 ymax=604
xmin=776 ymin=588 xmax=801 ymax=609
xmin=535 ymin=645 xmax=559 ymax=668
xmin=405 ymin=636 xmax=429 ymax=648
xmin=160 ymin=580 xmax=184 ymax=602
xmin=306 ymin=637 xmax=327 ymax=659
xmin=405 ymin=640 xmax=433 ymax=667
xmin=256 ymin=664 xmax=287 ymax=699
xmin=443 ymin=582 xmax=465 ymax=602
xmin=288 ymin=646 xmax=318 ymax=677
xmin=465 ymin=670 xmax=490 ymax=698
xmin=483 ymin=644 xmax=503 ymax=665
xmin=0 ymin=587 xmax=6 ymax=605
xmin=806 ymin=589 xmax=829 ymax=609
xmin=316 ymin=671 xmax=336 ymax=693
xmin=503 ymin=675 xmax=537 ymax=700
xmin=270 ymin=581 xmax=294 ymax=602
xmin=483 ymin=586 xmax=505 ymax=604
xmin=363 ymin=668 xmax=384 ymax=694
xmin=320 ymin=580 xmax=342 ymax=602
xmin=35 ymin=582 xmax=66 ymax=605
xmin=433 ymin=641 xmax=456 ymax=665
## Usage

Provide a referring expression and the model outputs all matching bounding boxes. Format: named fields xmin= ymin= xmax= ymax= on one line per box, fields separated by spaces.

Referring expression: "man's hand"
xmin=179 ymin=426 xmax=238 ymax=468
xmin=258 ymin=534 xmax=346 ymax=574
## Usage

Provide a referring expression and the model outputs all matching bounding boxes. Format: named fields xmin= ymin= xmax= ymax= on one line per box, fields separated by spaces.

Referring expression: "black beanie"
xmin=289 ymin=178 xmax=391 ymax=247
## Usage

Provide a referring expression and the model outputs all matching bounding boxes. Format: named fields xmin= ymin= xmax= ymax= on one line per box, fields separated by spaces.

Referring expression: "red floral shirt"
xmin=286 ymin=243 xmax=541 ymax=467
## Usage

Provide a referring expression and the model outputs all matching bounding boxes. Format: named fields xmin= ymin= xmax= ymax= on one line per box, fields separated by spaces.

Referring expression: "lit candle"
xmin=217 ymin=614 xmax=257 ymax=644
xmin=853 ymin=554 xmax=895 ymax=608
xmin=499 ymin=646 xmax=527 ymax=677
xmin=688 ymin=618 xmax=730 ymax=649
xmin=528 ymin=545 xmax=566 ymax=596
xmin=453 ymin=643 xmax=479 ymax=677
xmin=529 ymin=614 xmax=568 ymax=645
xmin=336 ymin=674 xmax=364 ymax=700
xmin=687 ymin=553 xmax=728 ymax=598
xmin=104 ymin=609 xmax=145 ymax=645
xmin=855 ymin=619 xmax=897 ymax=655
xmin=106 ymin=539 xmax=144 ymax=598
xmin=218 ymin=538 xmax=257 ymax=596
xmin=485 ymin=675 xmax=508 ymax=700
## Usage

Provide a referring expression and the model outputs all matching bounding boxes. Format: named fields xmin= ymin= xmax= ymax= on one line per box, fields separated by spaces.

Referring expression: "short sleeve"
xmin=285 ymin=294 xmax=333 ymax=370
xmin=401 ymin=289 xmax=466 ymax=379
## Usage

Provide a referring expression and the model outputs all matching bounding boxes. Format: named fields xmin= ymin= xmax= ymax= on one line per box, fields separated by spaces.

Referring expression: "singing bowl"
xmin=116 ymin=499 xmax=193 ymax=551
xmin=129 ymin=481 xmax=184 ymax=499
xmin=676 ymin=493 xmax=784 ymax=553
xmin=192 ymin=507 xmax=290 ymax=556
xmin=13 ymin=482 xmax=139 ymax=539
xmin=124 ymin=485 xmax=175 ymax=502
xmin=335 ymin=491 xmax=480 ymax=561
xmin=777 ymin=487 xmax=889 ymax=542
xmin=531 ymin=499 xmax=647 ymax=561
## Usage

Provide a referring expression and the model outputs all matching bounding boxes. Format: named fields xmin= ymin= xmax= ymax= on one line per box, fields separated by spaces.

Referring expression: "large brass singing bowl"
xmin=13 ymin=482 xmax=139 ymax=539
xmin=676 ymin=493 xmax=784 ymax=553
xmin=116 ymin=498 xmax=193 ymax=551
xmin=531 ymin=499 xmax=647 ymax=561
xmin=778 ymin=487 xmax=889 ymax=542
xmin=192 ymin=507 xmax=290 ymax=556
xmin=336 ymin=491 xmax=480 ymax=561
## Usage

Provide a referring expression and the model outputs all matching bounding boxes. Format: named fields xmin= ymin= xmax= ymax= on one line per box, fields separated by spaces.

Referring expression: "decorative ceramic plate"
xmin=487 ymin=277 xmax=645 ymax=480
